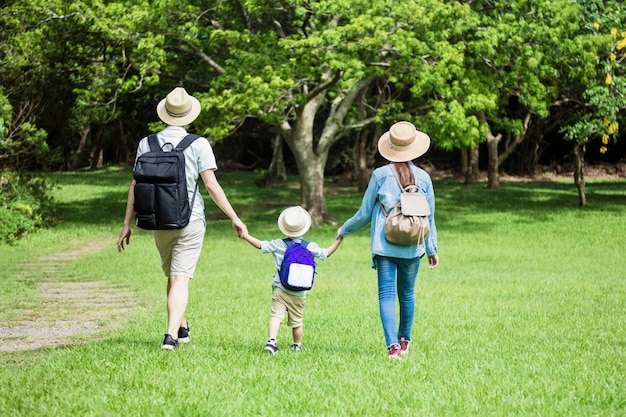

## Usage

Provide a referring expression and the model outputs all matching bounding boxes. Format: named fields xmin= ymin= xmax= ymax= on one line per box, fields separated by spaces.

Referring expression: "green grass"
xmin=0 ymin=168 xmax=625 ymax=416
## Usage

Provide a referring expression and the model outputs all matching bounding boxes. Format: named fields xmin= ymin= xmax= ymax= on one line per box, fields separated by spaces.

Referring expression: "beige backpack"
xmin=380 ymin=165 xmax=430 ymax=245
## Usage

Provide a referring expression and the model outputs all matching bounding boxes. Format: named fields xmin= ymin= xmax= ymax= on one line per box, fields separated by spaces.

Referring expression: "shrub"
xmin=0 ymin=171 xmax=56 ymax=244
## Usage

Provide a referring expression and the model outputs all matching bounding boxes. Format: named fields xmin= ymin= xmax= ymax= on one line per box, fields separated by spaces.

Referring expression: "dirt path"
xmin=0 ymin=238 xmax=135 ymax=352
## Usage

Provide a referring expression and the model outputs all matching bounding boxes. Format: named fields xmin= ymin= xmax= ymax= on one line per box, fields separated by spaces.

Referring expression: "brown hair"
xmin=394 ymin=162 xmax=415 ymax=189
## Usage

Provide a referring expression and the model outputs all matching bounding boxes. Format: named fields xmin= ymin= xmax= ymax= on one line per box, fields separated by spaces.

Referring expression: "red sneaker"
xmin=388 ymin=343 xmax=402 ymax=359
xmin=399 ymin=338 xmax=410 ymax=355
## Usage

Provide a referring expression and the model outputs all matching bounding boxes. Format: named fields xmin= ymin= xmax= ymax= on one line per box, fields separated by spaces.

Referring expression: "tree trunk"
xmin=353 ymin=124 xmax=380 ymax=192
xmin=118 ymin=120 xmax=131 ymax=166
xmin=459 ymin=148 xmax=468 ymax=178
xmin=298 ymin=157 xmax=331 ymax=225
xmin=267 ymin=134 xmax=287 ymax=187
xmin=89 ymin=127 xmax=104 ymax=170
xmin=465 ymin=146 xmax=479 ymax=185
xmin=278 ymin=74 xmax=373 ymax=226
xmin=71 ymin=126 xmax=91 ymax=171
xmin=573 ymin=142 xmax=586 ymax=207
xmin=486 ymin=131 xmax=502 ymax=190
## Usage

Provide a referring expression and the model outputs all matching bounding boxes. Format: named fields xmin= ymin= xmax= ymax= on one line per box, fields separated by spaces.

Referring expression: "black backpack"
xmin=133 ymin=133 xmax=200 ymax=230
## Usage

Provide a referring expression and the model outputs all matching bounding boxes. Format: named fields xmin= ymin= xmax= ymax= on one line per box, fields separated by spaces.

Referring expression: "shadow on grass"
xmin=433 ymin=179 xmax=626 ymax=231
xmin=48 ymin=169 xmax=626 ymax=231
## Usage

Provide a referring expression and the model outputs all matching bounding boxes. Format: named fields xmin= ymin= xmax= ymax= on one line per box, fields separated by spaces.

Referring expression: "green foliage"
xmin=0 ymin=88 xmax=49 ymax=171
xmin=0 ymin=171 xmax=56 ymax=244
xmin=561 ymin=16 xmax=626 ymax=151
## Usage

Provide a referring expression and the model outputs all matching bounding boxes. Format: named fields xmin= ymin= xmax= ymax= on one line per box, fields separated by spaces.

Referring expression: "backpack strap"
xmin=147 ymin=134 xmax=160 ymax=152
xmin=282 ymin=237 xmax=309 ymax=248
xmin=178 ymin=134 xmax=202 ymax=212
xmin=175 ymin=134 xmax=201 ymax=151
xmin=147 ymin=133 xmax=201 ymax=152
xmin=380 ymin=164 xmax=421 ymax=217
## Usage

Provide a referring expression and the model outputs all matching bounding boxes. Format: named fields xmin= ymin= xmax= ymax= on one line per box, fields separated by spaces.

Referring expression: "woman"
xmin=338 ymin=121 xmax=439 ymax=359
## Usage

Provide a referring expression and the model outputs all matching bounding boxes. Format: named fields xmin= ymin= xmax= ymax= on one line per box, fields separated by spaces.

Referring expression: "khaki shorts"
xmin=270 ymin=287 xmax=306 ymax=328
xmin=153 ymin=219 xmax=205 ymax=278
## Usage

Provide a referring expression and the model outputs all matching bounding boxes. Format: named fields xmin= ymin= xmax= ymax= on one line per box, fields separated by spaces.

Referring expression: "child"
xmin=241 ymin=206 xmax=342 ymax=354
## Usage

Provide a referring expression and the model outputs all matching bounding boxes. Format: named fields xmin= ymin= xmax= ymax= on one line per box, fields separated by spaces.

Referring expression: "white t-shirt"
xmin=135 ymin=125 xmax=217 ymax=223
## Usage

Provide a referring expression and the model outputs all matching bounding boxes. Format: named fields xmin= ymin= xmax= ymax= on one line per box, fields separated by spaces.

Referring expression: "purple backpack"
xmin=279 ymin=238 xmax=316 ymax=291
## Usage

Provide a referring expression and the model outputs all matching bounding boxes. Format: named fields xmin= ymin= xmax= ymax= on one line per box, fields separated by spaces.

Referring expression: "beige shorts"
xmin=270 ymin=287 xmax=306 ymax=328
xmin=153 ymin=219 xmax=205 ymax=278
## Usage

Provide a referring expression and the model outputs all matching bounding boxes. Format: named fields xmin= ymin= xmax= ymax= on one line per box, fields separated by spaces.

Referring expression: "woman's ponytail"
xmin=394 ymin=162 xmax=415 ymax=189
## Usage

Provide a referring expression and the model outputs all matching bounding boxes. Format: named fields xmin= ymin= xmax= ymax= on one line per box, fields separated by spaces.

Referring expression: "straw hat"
xmin=277 ymin=206 xmax=312 ymax=238
xmin=377 ymin=121 xmax=430 ymax=162
xmin=156 ymin=87 xmax=201 ymax=126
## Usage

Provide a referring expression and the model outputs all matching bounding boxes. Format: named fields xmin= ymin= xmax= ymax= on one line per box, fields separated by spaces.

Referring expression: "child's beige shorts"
xmin=153 ymin=219 xmax=206 ymax=278
xmin=270 ymin=287 xmax=306 ymax=328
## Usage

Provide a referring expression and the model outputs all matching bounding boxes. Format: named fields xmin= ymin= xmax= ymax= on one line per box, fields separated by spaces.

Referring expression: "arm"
xmin=326 ymin=235 xmax=343 ymax=257
xmin=117 ymin=180 xmax=136 ymax=252
xmin=242 ymin=232 xmax=262 ymax=250
xmin=200 ymin=169 xmax=248 ymax=238
xmin=428 ymin=254 xmax=439 ymax=269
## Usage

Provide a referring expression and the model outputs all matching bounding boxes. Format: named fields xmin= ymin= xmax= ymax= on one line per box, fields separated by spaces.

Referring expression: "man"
xmin=117 ymin=87 xmax=247 ymax=350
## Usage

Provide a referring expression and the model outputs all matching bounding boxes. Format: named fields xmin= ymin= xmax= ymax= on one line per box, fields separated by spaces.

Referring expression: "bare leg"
xmin=292 ymin=326 xmax=303 ymax=344
xmin=268 ymin=317 xmax=281 ymax=340
xmin=167 ymin=275 xmax=189 ymax=337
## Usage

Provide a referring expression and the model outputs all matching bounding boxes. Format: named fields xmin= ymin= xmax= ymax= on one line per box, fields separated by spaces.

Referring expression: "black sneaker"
xmin=290 ymin=343 xmax=302 ymax=352
xmin=264 ymin=340 xmax=278 ymax=355
xmin=162 ymin=334 xmax=179 ymax=350
xmin=178 ymin=325 xmax=190 ymax=343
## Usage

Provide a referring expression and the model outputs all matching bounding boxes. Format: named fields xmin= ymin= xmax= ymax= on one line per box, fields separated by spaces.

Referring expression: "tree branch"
xmin=178 ymin=40 xmax=226 ymax=75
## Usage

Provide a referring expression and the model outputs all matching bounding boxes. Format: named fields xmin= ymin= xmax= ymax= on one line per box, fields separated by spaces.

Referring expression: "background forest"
xmin=1 ymin=0 xmax=625 ymax=235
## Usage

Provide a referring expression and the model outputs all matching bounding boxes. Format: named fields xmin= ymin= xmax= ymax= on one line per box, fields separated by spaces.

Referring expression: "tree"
xmin=558 ymin=1 xmax=626 ymax=206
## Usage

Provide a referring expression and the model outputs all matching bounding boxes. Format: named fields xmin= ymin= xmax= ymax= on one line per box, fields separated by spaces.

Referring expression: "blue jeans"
xmin=374 ymin=255 xmax=421 ymax=348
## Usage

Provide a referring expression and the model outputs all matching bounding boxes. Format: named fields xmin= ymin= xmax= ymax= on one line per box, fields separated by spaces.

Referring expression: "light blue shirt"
xmin=339 ymin=161 xmax=438 ymax=262
xmin=135 ymin=126 xmax=217 ymax=224
xmin=260 ymin=237 xmax=328 ymax=296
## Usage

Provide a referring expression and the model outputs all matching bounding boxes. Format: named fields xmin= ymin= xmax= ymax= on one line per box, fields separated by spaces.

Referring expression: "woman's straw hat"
xmin=156 ymin=87 xmax=201 ymax=126
xmin=377 ymin=121 xmax=430 ymax=162
xmin=278 ymin=206 xmax=312 ymax=238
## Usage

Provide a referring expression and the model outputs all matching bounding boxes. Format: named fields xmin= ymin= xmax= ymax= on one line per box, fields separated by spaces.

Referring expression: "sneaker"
xmin=399 ymin=337 xmax=410 ymax=355
xmin=162 ymin=334 xmax=179 ymax=350
xmin=290 ymin=343 xmax=302 ymax=352
xmin=264 ymin=342 xmax=278 ymax=355
xmin=388 ymin=343 xmax=402 ymax=359
xmin=178 ymin=325 xmax=190 ymax=343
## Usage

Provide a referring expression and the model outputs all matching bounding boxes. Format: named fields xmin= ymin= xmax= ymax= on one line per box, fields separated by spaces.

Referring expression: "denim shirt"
xmin=339 ymin=161 xmax=438 ymax=262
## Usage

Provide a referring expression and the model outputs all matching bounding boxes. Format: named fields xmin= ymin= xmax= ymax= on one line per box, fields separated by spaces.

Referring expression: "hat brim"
xmin=377 ymin=129 xmax=431 ymax=162
xmin=277 ymin=209 xmax=312 ymax=238
xmin=156 ymin=95 xmax=202 ymax=126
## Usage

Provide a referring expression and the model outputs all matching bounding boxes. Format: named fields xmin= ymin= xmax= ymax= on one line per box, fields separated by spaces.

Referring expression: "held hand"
xmin=117 ymin=225 xmax=132 ymax=252
xmin=428 ymin=254 xmax=439 ymax=269
xmin=232 ymin=218 xmax=248 ymax=238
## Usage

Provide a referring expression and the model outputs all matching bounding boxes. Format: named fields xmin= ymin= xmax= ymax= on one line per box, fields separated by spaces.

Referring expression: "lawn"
xmin=0 ymin=168 xmax=624 ymax=416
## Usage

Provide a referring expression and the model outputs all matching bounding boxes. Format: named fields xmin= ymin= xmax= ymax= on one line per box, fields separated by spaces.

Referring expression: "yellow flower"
xmin=617 ymin=38 xmax=626 ymax=51
xmin=602 ymin=134 xmax=609 ymax=144
xmin=609 ymin=122 xmax=619 ymax=134
xmin=610 ymin=53 xmax=616 ymax=61
xmin=604 ymin=116 xmax=611 ymax=124
xmin=605 ymin=73 xmax=613 ymax=85
xmin=593 ymin=22 xmax=600 ymax=30
xmin=600 ymin=146 xmax=607 ymax=154
xmin=611 ymin=28 xmax=618 ymax=38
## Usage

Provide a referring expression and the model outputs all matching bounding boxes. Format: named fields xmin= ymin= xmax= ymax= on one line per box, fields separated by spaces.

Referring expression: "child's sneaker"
xmin=178 ymin=325 xmax=190 ymax=343
xmin=399 ymin=337 xmax=410 ymax=355
xmin=264 ymin=338 xmax=278 ymax=355
xmin=162 ymin=334 xmax=179 ymax=350
xmin=290 ymin=343 xmax=302 ymax=352
xmin=388 ymin=343 xmax=402 ymax=359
